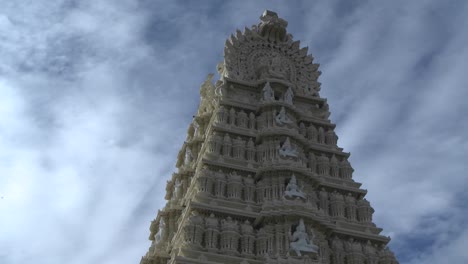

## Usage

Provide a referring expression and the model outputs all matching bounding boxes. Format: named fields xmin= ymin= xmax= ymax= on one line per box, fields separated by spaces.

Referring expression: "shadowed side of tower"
xmin=140 ymin=10 xmax=399 ymax=264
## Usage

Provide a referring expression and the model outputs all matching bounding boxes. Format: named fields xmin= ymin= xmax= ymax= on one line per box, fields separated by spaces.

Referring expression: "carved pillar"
xmin=248 ymin=112 xmax=256 ymax=130
xmin=196 ymin=168 xmax=213 ymax=195
xmin=317 ymin=154 xmax=330 ymax=175
xmin=357 ymin=199 xmax=374 ymax=224
xmin=299 ymin=122 xmax=307 ymax=137
xmin=318 ymin=127 xmax=325 ymax=144
xmin=246 ymin=138 xmax=256 ymax=162
xmin=331 ymin=236 xmax=345 ymax=264
xmin=339 ymin=158 xmax=353 ymax=179
xmin=330 ymin=191 xmax=345 ymax=219
xmin=222 ymin=133 xmax=232 ymax=157
xmin=330 ymin=155 xmax=339 ymax=177
xmin=183 ymin=212 xmax=204 ymax=247
xmin=243 ymin=175 xmax=256 ymax=202
xmin=326 ymin=129 xmax=338 ymax=146
xmin=237 ymin=110 xmax=248 ymax=128
xmin=345 ymin=238 xmax=364 ymax=264
xmin=345 ymin=193 xmax=357 ymax=222
xmin=220 ymin=217 xmax=240 ymax=255
xmin=308 ymin=152 xmax=317 ymax=173
xmin=216 ymin=105 xmax=228 ymax=124
xmin=363 ymin=241 xmax=379 ymax=264
xmin=307 ymin=124 xmax=317 ymax=142
xmin=319 ymin=188 xmax=329 ymax=215
xmin=226 ymin=171 xmax=243 ymax=200
xmin=214 ymin=170 xmax=226 ymax=198
xmin=232 ymin=137 xmax=246 ymax=159
xmin=229 ymin=108 xmax=237 ymax=126
xmin=257 ymin=112 xmax=266 ymax=130
xmin=204 ymin=214 xmax=219 ymax=251
xmin=240 ymin=220 xmax=255 ymax=256
xmin=256 ymin=228 xmax=268 ymax=256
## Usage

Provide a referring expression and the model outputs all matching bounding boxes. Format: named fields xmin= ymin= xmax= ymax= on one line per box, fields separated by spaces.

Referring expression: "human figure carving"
xmin=319 ymin=188 xmax=329 ymax=214
xmin=289 ymin=219 xmax=319 ymax=256
xmin=223 ymin=134 xmax=232 ymax=156
xmin=330 ymin=155 xmax=339 ymax=177
xmin=299 ymin=122 xmax=306 ymax=136
xmin=173 ymin=179 xmax=182 ymax=200
xmin=278 ymin=137 xmax=298 ymax=158
xmin=284 ymin=174 xmax=306 ymax=200
xmin=262 ymin=81 xmax=275 ymax=102
xmin=284 ymin=86 xmax=294 ymax=104
xmin=246 ymin=138 xmax=256 ymax=161
xmin=185 ymin=147 xmax=193 ymax=165
xmin=154 ymin=218 xmax=165 ymax=245
xmin=229 ymin=108 xmax=236 ymax=125
xmin=307 ymin=124 xmax=318 ymax=142
xmin=275 ymin=106 xmax=293 ymax=126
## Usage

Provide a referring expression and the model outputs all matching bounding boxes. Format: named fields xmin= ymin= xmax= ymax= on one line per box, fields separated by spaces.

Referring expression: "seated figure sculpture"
xmin=289 ymin=219 xmax=319 ymax=257
xmin=279 ymin=137 xmax=298 ymax=158
xmin=275 ymin=106 xmax=293 ymax=126
xmin=284 ymin=174 xmax=306 ymax=200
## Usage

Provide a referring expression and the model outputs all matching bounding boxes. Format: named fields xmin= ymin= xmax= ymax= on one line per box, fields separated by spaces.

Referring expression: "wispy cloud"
xmin=1 ymin=1 xmax=467 ymax=263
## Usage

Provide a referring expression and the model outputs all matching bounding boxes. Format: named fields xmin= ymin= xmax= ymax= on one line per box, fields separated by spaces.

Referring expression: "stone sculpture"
xmin=284 ymin=174 xmax=306 ymax=200
xmin=262 ymin=81 xmax=275 ymax=102
xmin=275 ymin=106 xmax=293 ymax=126
xmin=278 ymin=137 xmax=298 ymax=158
xmin=289 ymin=219 xmax=319 ymax=256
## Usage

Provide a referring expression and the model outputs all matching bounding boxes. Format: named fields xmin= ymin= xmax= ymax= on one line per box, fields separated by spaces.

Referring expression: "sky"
xmin=1 ymin=0 xmax=467 ymax=263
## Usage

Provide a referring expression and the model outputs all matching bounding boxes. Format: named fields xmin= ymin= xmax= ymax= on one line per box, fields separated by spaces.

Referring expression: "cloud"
xmin=1 ymin=1 xmax=467 ymax=264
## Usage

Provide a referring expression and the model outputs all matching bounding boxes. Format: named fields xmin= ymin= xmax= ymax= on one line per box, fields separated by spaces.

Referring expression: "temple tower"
xmin=140 ymin=10 xmax=398 ymax=264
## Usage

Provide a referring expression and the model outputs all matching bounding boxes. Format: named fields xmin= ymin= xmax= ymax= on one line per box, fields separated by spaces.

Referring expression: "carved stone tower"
xmin=140 ymin=10 xmax=399 ymax=264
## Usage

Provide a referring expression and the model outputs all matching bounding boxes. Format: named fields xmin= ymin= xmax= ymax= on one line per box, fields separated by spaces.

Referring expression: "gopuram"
xmin=140 ymin=10 xmax=399 ymax=264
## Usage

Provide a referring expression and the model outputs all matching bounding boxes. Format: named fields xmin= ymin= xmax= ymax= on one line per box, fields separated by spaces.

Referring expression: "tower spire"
xmin=140 ymin=11 xmax=398 ymax=264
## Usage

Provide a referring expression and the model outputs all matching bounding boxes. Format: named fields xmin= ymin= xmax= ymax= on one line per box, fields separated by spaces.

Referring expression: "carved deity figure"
xmin=154 ymin=218 xmax=165 ymax=245
xmin=275 ymin=106 xmax=293 ymax=126
xmin=278 ymin=137 xmax=298 ymax=158
xmin=331 ymin=236 xmax=345 ymax=264
xmin=173 ymin=179 xmax=182 ymax=200
xmin=216 ymin=105 xmax=228 ymax=124
xmin=284 ymin=86 xmax=294 ymax=104
xmin=289 ymin=219 xmax=319 ymax=256
xmin=262 ymin=82 xmax=275 ymax=102
xmin=184 ymin=146 xmax=193 ymax=165
xmin=229 ymin=108 xmax=237 ymax=125
xmin=192 ymin=120 xmax=200 ymax=138
xmin=284 ymin=174 xmax=306 ymax=200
